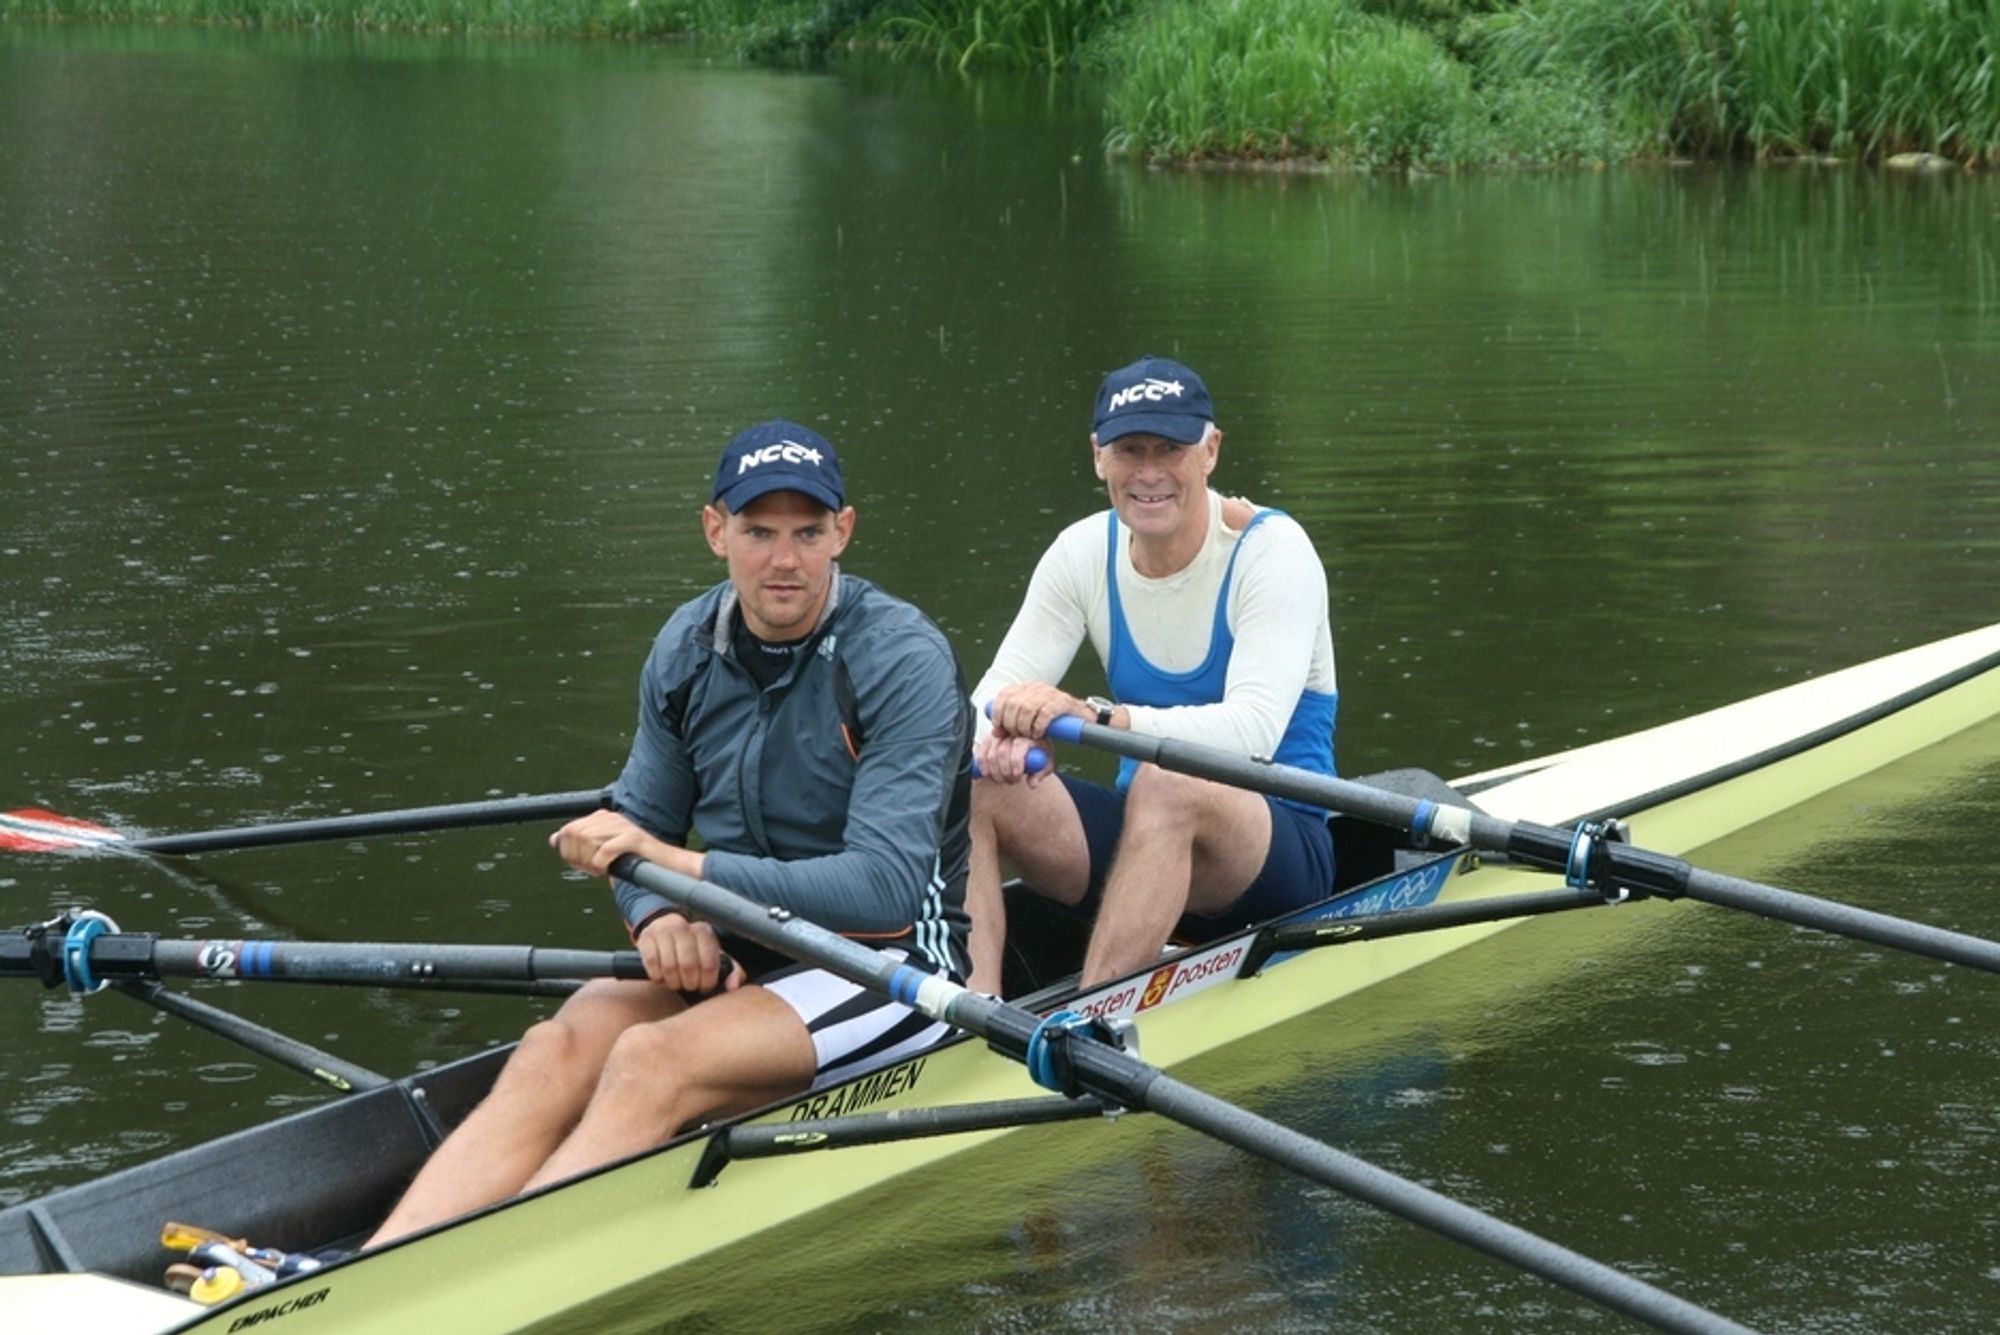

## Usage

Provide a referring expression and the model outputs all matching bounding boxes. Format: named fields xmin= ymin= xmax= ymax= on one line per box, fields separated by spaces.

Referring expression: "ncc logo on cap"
xmin=737 ymin=439 xmax=825 ymax=475
xmin=1106 ymin=377 xmax=1187 ymax=413
xmin=713 ymin=419 xmax=846 ymax=511
xmin=1092 ymin=356 xmax=1213 ymax=446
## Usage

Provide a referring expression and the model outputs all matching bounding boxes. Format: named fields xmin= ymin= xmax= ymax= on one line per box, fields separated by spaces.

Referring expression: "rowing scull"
xmin=3 ymin=621 xmax=1997 ymax=1332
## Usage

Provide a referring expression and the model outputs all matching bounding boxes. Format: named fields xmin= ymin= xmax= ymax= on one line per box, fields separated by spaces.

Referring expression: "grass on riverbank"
xmin=882 ymin=0 xmax=1126 ymax=71
xmin=1485 ymin=0 xmax=2000 ymax=165
xmin=1102 ymin=0 xmax=1996 ymax=169
xmin=1102 ymin=0 xmax=1632 ymax=169
xmin=5 ymin=0 xmax=1995 ymax=167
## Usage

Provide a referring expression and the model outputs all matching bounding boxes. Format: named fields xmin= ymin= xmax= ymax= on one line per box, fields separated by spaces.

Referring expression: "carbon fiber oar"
xmin=611 ymin=854 xmax=1753 ymax=1335
xmin=0 ymin=788 xmax=612 ymax=856
xmin=0 ymin=913 xmax=647 ymax=992
xmin=1044 ymin=716 xmax=2000 ymax=975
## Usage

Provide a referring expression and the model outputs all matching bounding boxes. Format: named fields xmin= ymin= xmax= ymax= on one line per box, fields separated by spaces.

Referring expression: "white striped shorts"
xmin=760 ymin=950 xmax=959 ymax=1090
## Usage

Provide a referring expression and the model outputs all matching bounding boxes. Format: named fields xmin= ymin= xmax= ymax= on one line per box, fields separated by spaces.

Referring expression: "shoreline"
xmin=5 ymin=4 xmax=1995 ymax=171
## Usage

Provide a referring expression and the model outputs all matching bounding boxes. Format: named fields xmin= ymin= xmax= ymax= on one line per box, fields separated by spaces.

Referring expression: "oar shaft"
xmin=1142 ymin=1077 xmax=1751 ymax=1335
xmin=609 ymin=855 xmax=1749 ymax=1334
xmin=1047 ymin=718 xmax=2000 ymax=978
xmin=125 ymin=789 xmax=612 ymax=855
xmin=150 ymin=940 xmax=648 ymax=987
xmin=1048 ymin=722 xmax=1475 ymax=839
xmin=1684 ymin=870 xmax=2000 ymax=972
xmin=0 ymin=931 xmax=646 ymax=990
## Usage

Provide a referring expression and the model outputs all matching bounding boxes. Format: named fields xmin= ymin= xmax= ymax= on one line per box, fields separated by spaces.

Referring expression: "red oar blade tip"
xmin=0 ymin=809 xmax=127 ymax=852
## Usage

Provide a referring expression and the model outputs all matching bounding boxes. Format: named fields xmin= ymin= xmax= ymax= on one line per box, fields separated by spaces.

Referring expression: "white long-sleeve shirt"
xmin=971 ymin=490 xmax=1337 ymax=758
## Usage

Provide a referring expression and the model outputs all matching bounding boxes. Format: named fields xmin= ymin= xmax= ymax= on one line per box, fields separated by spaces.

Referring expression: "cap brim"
xmin=1095 ymin=412 xmax=1207 ymax=446
xmin=714 ymin=473 xmax=843 ymax=512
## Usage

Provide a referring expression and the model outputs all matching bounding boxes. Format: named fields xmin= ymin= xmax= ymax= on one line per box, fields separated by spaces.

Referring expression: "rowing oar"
xmin=1042 ymin=717 xmax=2000 ymax=976
xmin=0 ymin=909 xmax=648 ymax=993
xmin=607 ymin=854 xmax=1750 ymax=1335
xmin=0 ymin=788 xmax=612 ymax=856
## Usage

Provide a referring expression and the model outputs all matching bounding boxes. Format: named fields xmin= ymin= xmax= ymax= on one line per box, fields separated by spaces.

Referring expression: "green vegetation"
xmin=5 ymin=0 xmax=1995 ymax=167
xmin=1484 ymin=0 xmax=2000 ymax=165
xmin=2 ymin=0 xmax=688 ymax=36
xmin=882 ymin=0 xmax=1126 ymax=72
xmin=1101 ymin=0 xmax=1631 ymax=169
xmin=1103 ymin=0 xmax=1995 ymax=168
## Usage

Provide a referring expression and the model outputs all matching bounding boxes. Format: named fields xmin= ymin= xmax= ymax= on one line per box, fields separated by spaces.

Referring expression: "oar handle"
xmin=970 ymin=746 xmax=1049 ymax=780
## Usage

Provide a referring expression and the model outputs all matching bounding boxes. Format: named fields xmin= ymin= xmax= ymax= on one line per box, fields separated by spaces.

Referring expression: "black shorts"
xmin=1058 ymin=774 xmax=1336 ymax=943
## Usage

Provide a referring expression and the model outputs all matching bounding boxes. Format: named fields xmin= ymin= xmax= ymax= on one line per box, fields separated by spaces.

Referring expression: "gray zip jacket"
xmin=609 ymin=568 xmax=972 ymax=978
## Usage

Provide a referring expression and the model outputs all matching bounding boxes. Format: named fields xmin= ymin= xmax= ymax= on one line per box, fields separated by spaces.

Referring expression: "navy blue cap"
xmin=711 ymin=420 xmax=845 ymax=512
xmin=1092 ymin=357 xmax=1213 ymax=445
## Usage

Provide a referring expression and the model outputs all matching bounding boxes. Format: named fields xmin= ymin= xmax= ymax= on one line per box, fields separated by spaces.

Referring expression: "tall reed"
xmin=1101 ymin=0 xmax=1488 ymax=168
xmin=882 ymin=0 xmax=1128 ymax=71
xmin=1482 ymin=0 xmax=2000 ymax=163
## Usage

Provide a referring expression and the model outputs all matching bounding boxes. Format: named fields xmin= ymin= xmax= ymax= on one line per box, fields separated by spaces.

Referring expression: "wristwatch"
xmin=1085 ymin=695 xmax=1117 ymax=727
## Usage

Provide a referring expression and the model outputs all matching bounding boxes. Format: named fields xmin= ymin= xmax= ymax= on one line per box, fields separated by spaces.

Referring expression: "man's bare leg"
xmin=965 ymin=776 xmax=1094 ymax=995
xmin=522 ymin=985 xmax=816 ymax=1190
xmin=1079 ymin=767 xmax=1271 ymax=988
xmin=367 ymin=979 xmax=682 ymax=1246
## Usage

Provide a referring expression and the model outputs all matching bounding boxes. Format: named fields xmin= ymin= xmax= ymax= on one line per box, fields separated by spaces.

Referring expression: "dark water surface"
xmin=3 ymin=22 xmax=1998 ymax=1331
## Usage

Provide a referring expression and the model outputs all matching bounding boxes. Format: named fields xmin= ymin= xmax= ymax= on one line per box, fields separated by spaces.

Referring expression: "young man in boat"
xmin=368 ymin=420 xmax=973 ymax=1245
xmin=968 ymin=356 xmax=1338 ymax=994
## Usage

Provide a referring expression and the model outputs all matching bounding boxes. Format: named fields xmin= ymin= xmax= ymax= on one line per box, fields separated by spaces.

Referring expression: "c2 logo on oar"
xmin=194 ymin=943 xmax=240 ymax=977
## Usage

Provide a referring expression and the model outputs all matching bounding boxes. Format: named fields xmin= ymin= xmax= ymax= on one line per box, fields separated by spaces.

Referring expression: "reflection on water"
xmin=3 ymin=21 xmax=1998 ymax=1331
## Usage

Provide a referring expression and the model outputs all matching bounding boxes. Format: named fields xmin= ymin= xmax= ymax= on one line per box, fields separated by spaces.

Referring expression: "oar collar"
xmin=13 ymin=909 xmax=121 ymax=993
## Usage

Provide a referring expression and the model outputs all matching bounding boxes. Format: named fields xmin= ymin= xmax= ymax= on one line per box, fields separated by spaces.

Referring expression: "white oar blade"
xmin=0 ymin=809 xmax=127 ymax=852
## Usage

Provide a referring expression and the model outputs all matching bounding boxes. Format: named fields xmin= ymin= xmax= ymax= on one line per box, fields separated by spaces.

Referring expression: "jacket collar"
xmin=708 ymin=564 xmax=845 ymax=655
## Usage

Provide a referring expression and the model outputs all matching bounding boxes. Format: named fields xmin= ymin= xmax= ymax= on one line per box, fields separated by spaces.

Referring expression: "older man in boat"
xmin=968 ymin=356 xmax=1338 ymax=994
xmin=368 ymin=421 xmax=973 ymax=1245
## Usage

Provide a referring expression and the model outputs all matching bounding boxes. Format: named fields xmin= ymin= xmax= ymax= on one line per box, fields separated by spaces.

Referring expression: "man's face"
xmin=702 ymin=490 xmax=855 ymax=641
xmin=1092 ymin=430 xmax=1218 ymax=542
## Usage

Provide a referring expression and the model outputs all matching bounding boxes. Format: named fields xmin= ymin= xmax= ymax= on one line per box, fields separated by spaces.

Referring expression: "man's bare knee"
xmin=1122 ymin=764 xmax=1211 ymax=826
xmin=499 ymin=1015 xmax=619 ymax=1108
xmin=972 ymin=775 xmax=1031 ymax=832
xmin=511 ymin=1016 xmax=590 ymax=1080
xmin=588 ymin=1026 xmax=689 ymax=1134
xmin=973 ymin=779 xmax=1045 ymax=862
xmin=501 ymin=979 xmax=667 ymax=1090
xmin=975 ymin=778 xmax=1092 ymax=906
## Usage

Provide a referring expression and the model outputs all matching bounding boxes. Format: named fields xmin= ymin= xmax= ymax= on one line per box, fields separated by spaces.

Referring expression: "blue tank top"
xmin=1103 ymin=508 xmax=1338 ymax=813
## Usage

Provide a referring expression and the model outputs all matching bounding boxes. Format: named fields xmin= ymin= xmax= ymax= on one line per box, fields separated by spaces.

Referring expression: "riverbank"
xmin=5 ymin=0 xmax=1994 ymax=168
